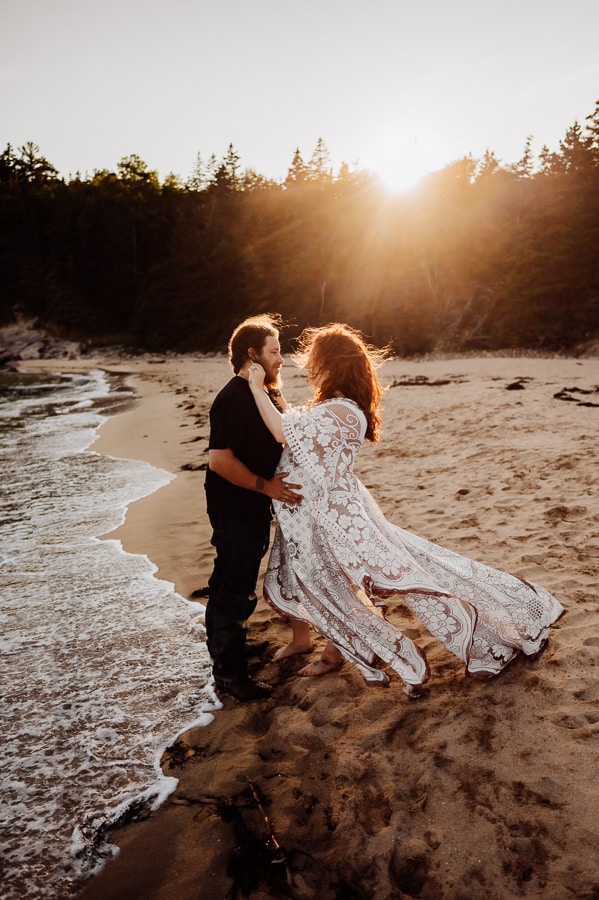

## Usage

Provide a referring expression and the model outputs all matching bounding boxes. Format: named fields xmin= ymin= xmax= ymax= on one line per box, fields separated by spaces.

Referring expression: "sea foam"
xmin=0 ymin=370 xmax=217 ymax=899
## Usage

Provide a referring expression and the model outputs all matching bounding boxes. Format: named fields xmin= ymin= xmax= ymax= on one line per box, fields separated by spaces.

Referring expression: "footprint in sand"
xmin=574 ymin=685 xmax=599 ymax=702
xmin=550 ymin=712 xmax=599 ymax=740
xmin=543 ymin=505 xmax=587 ymax=525
xmin=520 ymin=553 xmax=548 ymax=567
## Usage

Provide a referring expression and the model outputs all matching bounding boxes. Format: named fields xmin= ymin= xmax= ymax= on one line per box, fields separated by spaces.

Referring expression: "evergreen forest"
xmin=1 ymin=102 xmax=598 ymax=355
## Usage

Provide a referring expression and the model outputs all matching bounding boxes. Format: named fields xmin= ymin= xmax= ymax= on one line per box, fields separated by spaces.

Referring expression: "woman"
xmin=248 ymin=324 xmax=563 ymax=694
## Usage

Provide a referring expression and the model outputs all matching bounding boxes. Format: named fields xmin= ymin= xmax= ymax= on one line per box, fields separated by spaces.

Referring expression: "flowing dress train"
xmin=263 ymin=398 xmax=564 ymax=688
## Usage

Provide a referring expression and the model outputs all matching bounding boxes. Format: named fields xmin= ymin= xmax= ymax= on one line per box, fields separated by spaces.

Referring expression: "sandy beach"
xmin=20 ymin=351 xmax=599 ymax=899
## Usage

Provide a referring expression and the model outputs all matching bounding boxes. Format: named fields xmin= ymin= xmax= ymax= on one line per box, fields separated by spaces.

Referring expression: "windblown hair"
xmin=228 ymin=313 xmax=283 ymax=373
xmin=295 ymin=323 xmax=388 ymax=442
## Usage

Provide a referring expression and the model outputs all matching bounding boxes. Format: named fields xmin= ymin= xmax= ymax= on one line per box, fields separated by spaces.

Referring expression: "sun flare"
xmin=364 ymin=130 xmax=441 ymax=195
xmin=375 ymin=163 xmax=426 ymax=194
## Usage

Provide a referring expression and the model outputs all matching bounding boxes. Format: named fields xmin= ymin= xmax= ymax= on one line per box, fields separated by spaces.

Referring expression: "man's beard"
xmin=256 ymin=357 xmax=282 ymax=390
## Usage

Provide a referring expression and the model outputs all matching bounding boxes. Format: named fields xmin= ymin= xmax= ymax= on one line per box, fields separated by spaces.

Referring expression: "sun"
xmin=362 ymin=130 xmax=442 ymax=195
xmin=372 ymin=141 xmax=432 ymax=194
xmin=375 ymin=162 xmax=426 ymax=194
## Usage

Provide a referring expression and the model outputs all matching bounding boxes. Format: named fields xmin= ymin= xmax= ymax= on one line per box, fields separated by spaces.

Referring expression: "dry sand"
xmin=22 ymin=352 xmax=599 ymax=899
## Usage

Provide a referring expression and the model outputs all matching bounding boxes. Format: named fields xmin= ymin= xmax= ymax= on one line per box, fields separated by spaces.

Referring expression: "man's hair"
xmin=228 ymin=314 xmax=282 ymax=373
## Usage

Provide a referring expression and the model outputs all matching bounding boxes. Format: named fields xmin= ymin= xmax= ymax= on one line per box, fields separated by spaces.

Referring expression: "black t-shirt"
xmin=204 ymin=375 xmax=283 ymax=520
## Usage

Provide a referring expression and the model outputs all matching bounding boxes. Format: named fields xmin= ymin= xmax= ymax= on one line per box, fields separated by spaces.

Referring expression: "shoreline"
xmin=17 ymin=353 xmax=599 ymax=899
xmin=18 ymin=354 xmax=218 ymax=599
xmin=90 ymin=367 xmax=211 ymax=600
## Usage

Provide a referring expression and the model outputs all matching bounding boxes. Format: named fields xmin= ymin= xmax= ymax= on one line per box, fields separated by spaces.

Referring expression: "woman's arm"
xmin=248 ymin=365 xmax=286 ymax=443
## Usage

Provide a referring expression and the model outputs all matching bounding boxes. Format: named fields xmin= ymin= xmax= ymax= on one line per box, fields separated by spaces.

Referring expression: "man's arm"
xmin=208 ymin=448 xmax=302 ymax=503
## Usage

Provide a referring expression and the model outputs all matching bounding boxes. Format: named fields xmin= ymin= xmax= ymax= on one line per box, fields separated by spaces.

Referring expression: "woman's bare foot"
xmin=273 ymin=640 xmax=314 ymax=661
xmin=298 ymin=654 xmax=343 ymax=677
xmin=273 ymin=620 xmax=313 ymax=661
xmin=403 ymin=682 xmax=429 ymax=699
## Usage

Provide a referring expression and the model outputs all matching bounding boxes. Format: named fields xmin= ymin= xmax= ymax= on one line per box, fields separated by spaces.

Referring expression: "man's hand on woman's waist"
xmin=258 ymin=472 xmax=303 ymax=504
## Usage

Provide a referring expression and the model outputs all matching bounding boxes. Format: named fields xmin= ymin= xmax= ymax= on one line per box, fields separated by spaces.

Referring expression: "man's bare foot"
xmin=298 ymin=655 xmax=343 ymax=677
xmin=273 ymin=641 xmax=314 ymax=661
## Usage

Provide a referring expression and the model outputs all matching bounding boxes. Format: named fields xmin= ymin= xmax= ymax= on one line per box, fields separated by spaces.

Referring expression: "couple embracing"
xmin=204 ymin=315 xmax=563 ymax=702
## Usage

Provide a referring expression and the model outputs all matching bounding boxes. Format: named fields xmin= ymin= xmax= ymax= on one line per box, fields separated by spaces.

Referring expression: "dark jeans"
xmin=205 ymin=512 xmax=271 ymax=681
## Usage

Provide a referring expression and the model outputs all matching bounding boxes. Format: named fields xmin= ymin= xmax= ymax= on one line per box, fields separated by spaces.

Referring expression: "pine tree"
xmin=284 ymin=148 xmax=308 ymax=187
xmin=308 ymin=137 xmax=332 ymax=184
xmin=186 ymin=152 xmax=207 ymax=191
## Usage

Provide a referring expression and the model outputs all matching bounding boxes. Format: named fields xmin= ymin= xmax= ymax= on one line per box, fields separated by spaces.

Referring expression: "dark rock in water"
xmin=0 ymin=348 xmax=20 ymax=371
xmin=0 ymin=320 xmax=85 ymax=369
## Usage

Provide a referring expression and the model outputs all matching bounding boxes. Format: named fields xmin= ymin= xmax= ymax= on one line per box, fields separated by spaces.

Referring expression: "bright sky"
xmin=2 ymin=0 xmax=598 ymax=192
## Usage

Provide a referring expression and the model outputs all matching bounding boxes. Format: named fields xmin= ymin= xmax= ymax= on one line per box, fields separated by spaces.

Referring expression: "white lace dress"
xmin=263 ymin=398 xmax=564 ymax=687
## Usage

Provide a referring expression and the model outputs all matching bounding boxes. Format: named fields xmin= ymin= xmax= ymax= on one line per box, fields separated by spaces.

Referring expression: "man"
xmin=204 ymin=314 xmax=302 ymax=701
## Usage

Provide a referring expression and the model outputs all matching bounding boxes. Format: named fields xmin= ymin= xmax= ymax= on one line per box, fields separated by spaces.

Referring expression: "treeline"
xmin=1 ymin=109 xmax=598 ymax=355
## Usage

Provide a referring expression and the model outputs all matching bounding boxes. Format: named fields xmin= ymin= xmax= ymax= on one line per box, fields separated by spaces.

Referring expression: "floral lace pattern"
xmin=264 ymin=399 xmax=564 ymax=687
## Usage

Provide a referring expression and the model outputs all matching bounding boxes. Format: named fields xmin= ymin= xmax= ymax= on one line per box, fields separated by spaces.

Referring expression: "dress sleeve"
xmin=281 ymin=400 xmax=365 ymax=485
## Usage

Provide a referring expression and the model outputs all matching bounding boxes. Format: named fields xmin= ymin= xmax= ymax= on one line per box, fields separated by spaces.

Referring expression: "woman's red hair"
xmin=295 ymin=323 xmax=387 ymax=442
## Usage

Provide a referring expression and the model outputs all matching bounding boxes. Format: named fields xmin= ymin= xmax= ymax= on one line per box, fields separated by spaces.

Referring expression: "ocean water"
xmin=0 ymin=369 xmax=217 ymax=899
